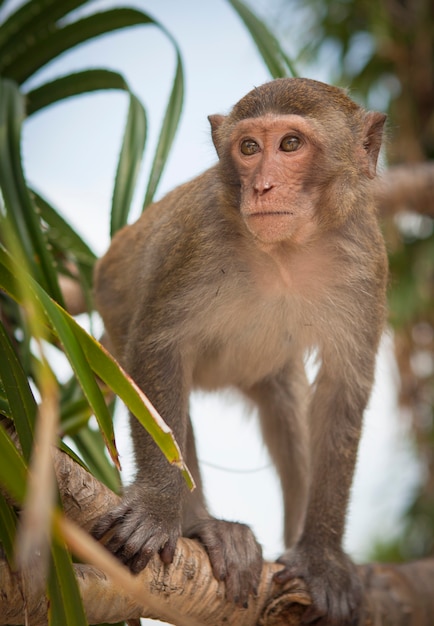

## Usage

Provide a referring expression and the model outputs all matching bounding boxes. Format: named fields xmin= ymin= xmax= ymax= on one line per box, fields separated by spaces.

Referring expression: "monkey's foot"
xmin=274 ymin=545 xmax=363 ymax=625
xmin=185 ymin=518 xmax=263 ymax=608
xmin=92 ymin=496 xmax=181 ymax=574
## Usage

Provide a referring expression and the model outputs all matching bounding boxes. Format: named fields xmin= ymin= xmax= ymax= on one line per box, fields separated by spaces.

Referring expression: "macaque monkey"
xmin=93 ymin=77 xmax=387 ymax=624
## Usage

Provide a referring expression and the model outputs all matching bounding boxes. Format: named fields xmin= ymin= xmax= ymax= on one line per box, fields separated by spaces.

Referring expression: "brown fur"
xmin=93 ymin=78 xmax=387 ymax=622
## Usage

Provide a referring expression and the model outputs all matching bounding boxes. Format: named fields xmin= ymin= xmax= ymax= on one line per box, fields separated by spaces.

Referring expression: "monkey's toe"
xmin=93 ymin=502 xmax=180 ymax=574
xmin=275 ymin=545 xmax=363 ymax=626
xmin=185 ymin=517 xmax=262 ymax=607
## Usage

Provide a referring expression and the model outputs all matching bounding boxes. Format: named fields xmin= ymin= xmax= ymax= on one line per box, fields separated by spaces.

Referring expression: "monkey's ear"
xmin=208 ymin=114 xmax=226 ymax=157
xmin=360 ymin=111 xmax=387 ymax=179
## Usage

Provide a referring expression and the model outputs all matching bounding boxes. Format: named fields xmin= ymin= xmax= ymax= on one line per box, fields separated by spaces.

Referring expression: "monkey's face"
xmin=228 ymin=114 xmax=322 ymax=246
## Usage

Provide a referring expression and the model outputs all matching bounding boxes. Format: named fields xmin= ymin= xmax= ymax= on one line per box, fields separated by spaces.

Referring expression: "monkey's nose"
xmin=253 ymin=181 xmax=274 ymax=196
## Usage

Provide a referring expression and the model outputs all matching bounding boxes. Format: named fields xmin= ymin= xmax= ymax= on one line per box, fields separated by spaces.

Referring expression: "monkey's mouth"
xmin=243 ymin=210 xmax=302 ymax=244
xmin=248 ymin=211 xmax=295 ymax=218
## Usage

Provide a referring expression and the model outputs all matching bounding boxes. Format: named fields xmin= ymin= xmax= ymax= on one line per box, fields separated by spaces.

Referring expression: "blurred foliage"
xmin=277 ymin=0 xmax=434 ymax=561
xmin=0 ymin=0 xmax=186 ymax=623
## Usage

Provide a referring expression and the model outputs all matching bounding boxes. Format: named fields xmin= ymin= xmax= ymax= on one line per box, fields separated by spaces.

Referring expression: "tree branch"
xmin=374 ymin=162 xmax=434 ymax=217
xmin=2 ymin=445 xmax=434 ymax=625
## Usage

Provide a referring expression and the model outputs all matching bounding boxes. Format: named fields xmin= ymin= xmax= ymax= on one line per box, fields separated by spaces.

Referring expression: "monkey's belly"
xmin=189 ymin=287 xmax=312 ymax=390
xmin=192 ymin=332 xmax=294 ymax=390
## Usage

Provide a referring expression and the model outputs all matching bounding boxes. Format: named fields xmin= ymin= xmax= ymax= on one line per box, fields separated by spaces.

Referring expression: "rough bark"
xmin=2 ymin=446 xmax=434 ymax=625
xmin=2 ymin=536 xmax=434 ymax=625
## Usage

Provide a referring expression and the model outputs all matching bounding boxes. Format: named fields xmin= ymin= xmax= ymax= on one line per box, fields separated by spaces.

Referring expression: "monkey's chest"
xmin=191 ymin=296 xmax=308 ymax=390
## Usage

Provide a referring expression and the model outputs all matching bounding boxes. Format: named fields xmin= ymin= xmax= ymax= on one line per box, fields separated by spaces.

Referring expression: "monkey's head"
xmin=209 ymin=78 xmax=386 ymax=246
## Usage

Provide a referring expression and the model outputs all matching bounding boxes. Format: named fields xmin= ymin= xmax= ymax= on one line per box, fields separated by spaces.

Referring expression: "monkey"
xmin=93 ymin=77 xmax=387 ymax=624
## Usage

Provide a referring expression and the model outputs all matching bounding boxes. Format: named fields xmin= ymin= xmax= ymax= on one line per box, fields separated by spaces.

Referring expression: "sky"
xmin=13 ymin=0 xmax=421 ymax=621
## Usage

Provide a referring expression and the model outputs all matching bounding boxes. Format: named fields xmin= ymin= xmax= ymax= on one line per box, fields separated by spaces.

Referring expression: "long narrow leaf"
xmin=24 ymin=69 xmax=148 ymax=237
xmin=0 ymin=421 xmax=27 ymax=504
xmin=0 ymin=81 xmax=38 ymax=277
xmin=36 ymin=289 xmax=119 ymax=467
xmin=0 ymin=248 xmax=118 ymax=468
xmin=33 ymin=190 xmax=96 ymax=310
xmin=0 ymin=394 xmax=10 ymax=418
xmin=227 ymin=0 xmax=298 ymax=78
xmin=0 ymin=78 xmax=64 ymax=304
xmin=143 ymin=50 xmax=184 ymax=208
xmin=74 ymin=327 xmax=193 ymax=486
xmin=32 ymin=189 xmax=96 ymax=267
xmin=0 ymin=0 xmax=88 ymax=58
xmin=14 ymin=351 xmax=61 ymax=576
xmin=25 ymin=69 xmax=129 ymax=116
xmin=72 ymin=425 xmax=121 ymax=492
xmin=0 ymin=493 xmax=17 ymax=564
xmin=0 ymin=247 xmax=194 ymax=489
xmin=48 ymin=540 xmax=88 ymax=626
xmin=2 ymin=8 xmax=155 ymax=84
xmin=0 ymin=320 xmax=36 ymax=461
xmin=111 ymin=93 xmax=147 ymax=235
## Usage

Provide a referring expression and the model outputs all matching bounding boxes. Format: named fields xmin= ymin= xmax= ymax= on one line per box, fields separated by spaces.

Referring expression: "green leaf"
xmin=58 ymin=440 xmax=91 ymax=474
xmin=60 ymin=395 xmax=95 ymax=434
xmin=0 ymin=320 xmax=36 ymax=461
xmin=0 ymin=421 xmax=27 ymax=504
xmin=33 ymin=189 xmax=96 ymax=268
xmin=74 ymin=327 xmax=192 ymax=484
xmin=25 ymin=68 xmax=148 ymax=238
xmin=71 ymin=425 xmax=121 ymax=492
xmin=0 ymin=0 xmax=88 ymax=60
xmin=110 ymin=93 xmax=147 ymax=235
xmin=227 ymin=0 xmax=298 ymax=78
xmin=0 ymin=247 xmax=194 ymax=489
xmin=0 ymin=393 xmax=10 ymax=418
xmin=33 ymin=190 xmax=96 ymax=307
xmin=2 ymin=8 xmax=155 ymax=84
xmin=143 ymin=50 xmax=184 ymax=208
xmin=0 ymin=78 xmax=64 ymax=304
xmin=0 ymin=247 xmax=118 ymax=467
xmin=25 ymin=69 xmax=130 ymax=116
xmin=0 ymin=492 xmax=17 ymax=564
xmin=37 ymin=289 xmax=119 ymax=466
xmin=48 ymin=539 xmax=88 ymax=626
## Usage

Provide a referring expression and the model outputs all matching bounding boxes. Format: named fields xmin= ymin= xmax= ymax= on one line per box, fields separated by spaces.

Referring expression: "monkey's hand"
xmin=92 ymin=490 xmax=181 ymax=574
xmin=274 ymin=544 xmax=363 ymax=625
xmin=185 ymin=518 xmax=263 ymax=608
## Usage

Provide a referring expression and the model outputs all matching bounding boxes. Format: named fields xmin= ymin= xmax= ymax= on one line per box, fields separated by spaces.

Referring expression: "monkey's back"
xmin=93 ymin=167 xmax=232 ymax=361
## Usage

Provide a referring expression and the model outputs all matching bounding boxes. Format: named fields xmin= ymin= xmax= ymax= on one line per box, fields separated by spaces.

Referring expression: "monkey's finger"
xmin=225 ymin=563 xmax=261 ymax=607
xmin=113 ymin=527 xmax=175 ymax=573
xmin=112 ymin=530 xmax=149 ymax=564
xmin=91 ymin=518 xmax=116 ymax=541
xmin=205 ymin=544 xmax=228 ymax=583
xmin=301 ymin=587 xmax=359 ymax=626
xmin=111 ymin=525 xmax=161 ymax=566
xmin=91 ymin=507 xmax=131 ymax=541
xmin=217 ymin=555 xmax=259 ymax=607
xmin=300 ymin=603 xmax=327 ymax=624
xmin=127 ymin=532 xmax=174 ymax=574
xmin=224 ymin=571 xmax=250 ymax=609
xmin=128 ymin=544 xmax=156 ymax=574
xmin=272 ymin=564 xmax=294 ymax=584
xmin=159 ymin=535 xmax=177 ymax=564
xmin=103 ymin=524 xmax=140 ymax=556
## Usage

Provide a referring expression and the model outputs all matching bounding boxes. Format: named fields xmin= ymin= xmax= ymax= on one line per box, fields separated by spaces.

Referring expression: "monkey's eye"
xmin=280 ymin=136 xmax=301 ymax=152
xmin=240 ymin=139 xmax=260 ymax=155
